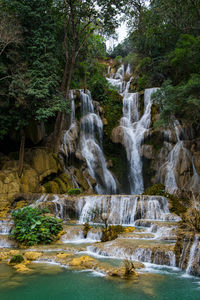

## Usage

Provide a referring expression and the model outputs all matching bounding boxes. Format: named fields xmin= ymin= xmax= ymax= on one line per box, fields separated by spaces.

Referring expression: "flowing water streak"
xmin=87 ymin=245 xmax=176 ymax=267
xmin=120 ymin=88 xmax=158 ymax=194
xmin=60 ymin=90 xmax=77 ymax=157
xmin=77 ymin=195 xmax=175 ymax=225
xmin=160 ymin=121 xmax=200 ymax=194
xmin=79 ymin=91 xmax=116 ymax=194
xmin=186 ymin=235 xmax=199 ymax=275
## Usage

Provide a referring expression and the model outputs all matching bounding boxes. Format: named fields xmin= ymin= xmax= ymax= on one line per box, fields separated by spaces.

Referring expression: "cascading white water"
xmin=186 ymin=235 xmax=200 ymax=275
xmin=159 ymin=121 xmax=200 ymax=194
xmin=106 ymin=65 xmax=158 ymax=194
xmin=60 ymin=91 xmax=77 ymax=158
xmin=77 ymin=195 xmax=176 ymax=225
xmin=120 ymin=88 xmax=158 ymax=194
xmin=0 ymin=220 xmax=13 ymax=235
xmin=87 ymin=245 xmax=176 ymax=267
xmin=79 ymin=91 xmax=116 ymax=194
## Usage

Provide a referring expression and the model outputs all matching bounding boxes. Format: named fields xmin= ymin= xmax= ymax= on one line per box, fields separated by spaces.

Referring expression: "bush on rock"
xmin=11 ymin=207 xmax=63 ymax=246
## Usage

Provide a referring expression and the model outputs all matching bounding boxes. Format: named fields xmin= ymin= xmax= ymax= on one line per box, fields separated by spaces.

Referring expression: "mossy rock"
xmin=10 ymin=255 xmax=24 ymax=265
xmin=43 ymin=181 xmax=60 ymax=194
xmin=74 ymin=169 xmax=89 ymax=191
xmin=102 ymin=89 xmax=123 ymax=137
xmin=54 ymin=178 xmax=68 ymax=194
xmin=67 ymin=188 xmax=81 ymax=195
xmin=59 ymin=173 xmax=73 ymax=188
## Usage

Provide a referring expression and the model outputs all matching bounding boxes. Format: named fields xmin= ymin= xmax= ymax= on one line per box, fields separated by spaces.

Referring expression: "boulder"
xmin=24 ymin=252 xmax=42 ymax=261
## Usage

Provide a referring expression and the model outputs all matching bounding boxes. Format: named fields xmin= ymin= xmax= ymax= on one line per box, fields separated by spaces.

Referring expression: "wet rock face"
xmin=175 ymin=230 xmax=200 ymax=276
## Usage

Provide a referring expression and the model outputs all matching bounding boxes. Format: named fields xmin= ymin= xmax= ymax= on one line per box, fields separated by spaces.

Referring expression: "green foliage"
xmin=153 ymin=74 xmax=200 ymax=127
xmin=11 ymin=207 xmax=63 ymax=246
xmin=67 ymin=188 xmax=82 ymax=196
xmin=10 ymin=255 xmax=24 ymax=264
xmin=143 ymin=184 xmax=165 ymax=196
xmin=102 ymin=89 xmax=123 ymax=136
xmin=0 ymin=0 xmax=68 ymax=140
xmin=137 ymin=75 xmax=149 ymax=91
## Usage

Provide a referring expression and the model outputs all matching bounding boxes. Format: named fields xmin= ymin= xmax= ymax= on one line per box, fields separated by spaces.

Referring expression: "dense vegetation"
xmin=110 ymin=0 xmax=200 ymax=127
xmin=0 ymin=0 xmax=125 ymax=173
xmin=11 ymin=207 xmax=63 ymax=245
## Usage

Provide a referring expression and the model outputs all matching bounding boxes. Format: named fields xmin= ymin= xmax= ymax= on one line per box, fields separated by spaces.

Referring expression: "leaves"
xmin=11 ymin=207 xmax=63 ymax=246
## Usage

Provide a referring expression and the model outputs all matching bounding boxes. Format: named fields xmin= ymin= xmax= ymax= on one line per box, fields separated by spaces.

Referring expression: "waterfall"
xmin=120 ymin=88 xmax=158 ymax=194
xmin=159 ymin=121 xmax=200 ymax=194
xmin=60 ymin=90 xmax=77 ymax=158
xmin=87 ymin=245 xmax=176 ymax=267
xmin=77 ymin=195 xmax=177 ymax=225
xmin=79 ymin=91 xmax=116 ymax=194
xmin=186 ymin=235 xmax=200 ymax=275
xmin=0 ymin=220 xmax=13 ymax=235
xmin=126 ymin=64 xmax=131 ymax=75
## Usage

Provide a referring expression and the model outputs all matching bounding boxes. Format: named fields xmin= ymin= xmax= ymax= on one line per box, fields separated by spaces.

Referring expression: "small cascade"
xmin=119 ymin=88 xmax=158 ymax=194
xmin=114 ymin=64 xmax=124 ymax=80
xmin=106 ymin=64 xmax=130 ymax=93
xmin=60 ymin=91 xmax=77 ymax=158
xmin=126 ymin=64 xmax=131 ymax=75
xmin=159 ymin=121 xmax=200 ymax=194
xmin=52 ymin=195 xmax=66 ymax=219
xmin=186 ymin=235 xmax=200 ymax=275
xmin=0 ymin=219 xmax=13 ymax=235
xmin=178 ymin=236 xmax=192 ymax=269
xmin=87 ymin=245 xmax=176 ymax=267
xmin=61 ymin=227 xmax=102 ymax=244
xmin=77 ymin=195 xmax=177 ymax=225
xmin=79 ymin=91 xmax=116 ymax=194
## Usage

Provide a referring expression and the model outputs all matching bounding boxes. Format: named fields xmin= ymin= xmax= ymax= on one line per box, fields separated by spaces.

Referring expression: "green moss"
xmin=143 ymin=184 xmax=165 ymax=195
xmin=74 ymin=169 xmax=90 ymax=190
xmin=43 ymin=181 xmax=60 ymax=194
xmin=67 ymin=188 xmax=82 ymax=195
xmin=54 ymin=178 xmax=67 ymax=194
xmin=59 ymin=173 xmax=72 ymax=188
xmin=102 ymin=89 xmax=123 ymax=137
xmin=144 ymin=131 xmax=163 ymax=152
xmin=137 ymin=75 xmax=148 ymax=91
xmin=151 ymin=103 xmax=160 ymax=125
xmin=52 ymin=153 xmax=63 ymax=171
xmin=143 ymin=184 xmax=187 ymax=215
xmin=10 ymin=255 xmax=24 ymax=264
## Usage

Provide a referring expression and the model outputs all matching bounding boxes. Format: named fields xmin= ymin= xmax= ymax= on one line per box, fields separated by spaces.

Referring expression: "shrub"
xmin=123 ymin=258 xmax=135 ymax=277
xmin=83 ymin=223 xmax=92 ymax=238
xmin=67 ymin=188 xmax=81 ymax=195
xmin=10 ymin=255 xmax=24 ymax=264
xmin=101 ymin=225 xmax=124 ymax=242
xmin=11 ymin=207 xmax=63 ymax=246
xmin=181 ymin=208 xmax=200 ymax=232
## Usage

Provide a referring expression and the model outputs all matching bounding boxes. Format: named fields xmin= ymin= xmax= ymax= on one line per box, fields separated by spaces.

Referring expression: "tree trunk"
xmin=18 ymin=128 xmax=25 ymax=178
xmin=66 ymin=52 xmax=77 ymax=96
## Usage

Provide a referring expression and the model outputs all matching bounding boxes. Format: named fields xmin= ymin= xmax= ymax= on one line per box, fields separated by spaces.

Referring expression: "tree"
xmin=0 ymin=8 xmax=22 ymax=57
xmin=0 ymin=0 xmax=69 ymax=176
xmin=52 ymin=0 xmax=128 ymax=152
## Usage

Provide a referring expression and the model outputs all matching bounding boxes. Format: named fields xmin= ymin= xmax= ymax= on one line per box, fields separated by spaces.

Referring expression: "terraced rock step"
xmin=87 ymin=238 xmax=176 ymax=266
